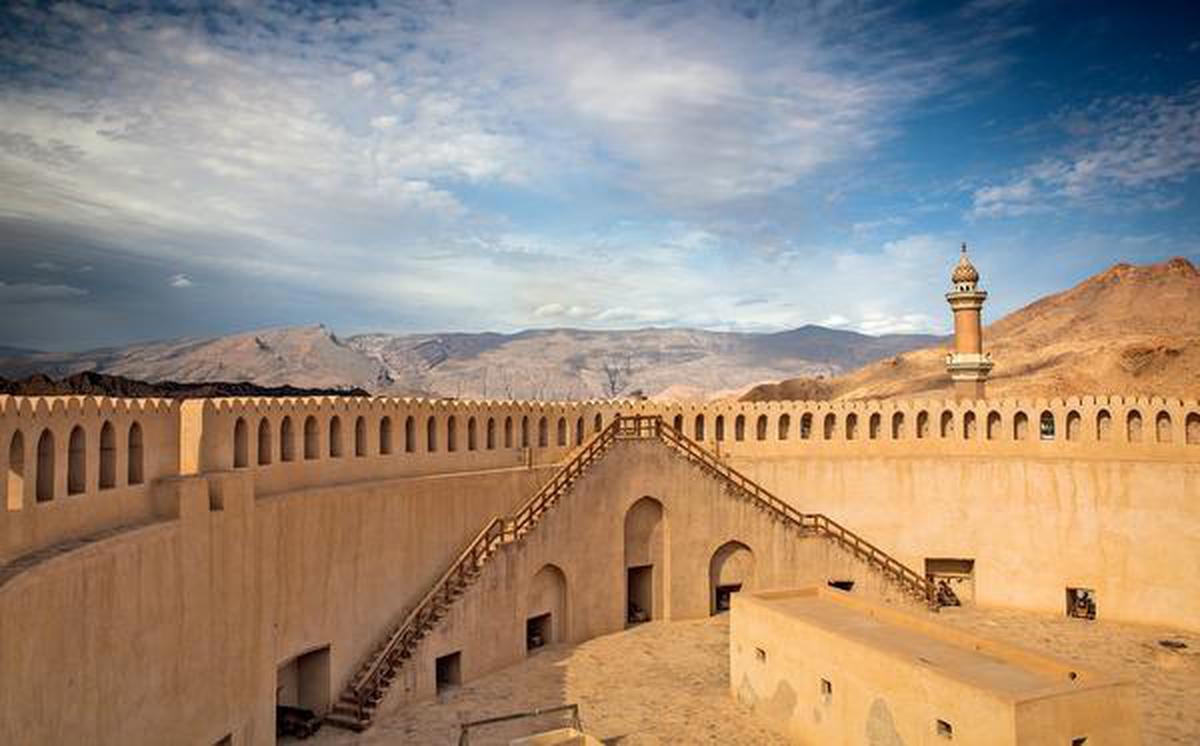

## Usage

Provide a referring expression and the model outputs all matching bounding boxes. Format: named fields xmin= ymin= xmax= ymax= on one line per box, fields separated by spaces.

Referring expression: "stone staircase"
xmin=326 ymin=415 xmax=940 ymax=731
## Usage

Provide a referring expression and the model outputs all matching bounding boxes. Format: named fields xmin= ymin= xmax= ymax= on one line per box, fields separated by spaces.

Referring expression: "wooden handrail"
xmin=335 ymin=413 xmax=938 ymax=729
xmin=653 ymin=417 xmax=934 ymax=604
xmin=352 ymin=516 xmax=505 ymax=700
xmin=344 ymin=417 xmax=627 ymax=717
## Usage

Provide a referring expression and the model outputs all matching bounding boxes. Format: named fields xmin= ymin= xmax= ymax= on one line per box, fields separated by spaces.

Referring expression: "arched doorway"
xmin=526 ymin=564 xmax=568 ymax=652
xmin=624 ymin=496 xmax=667 ymax=625
xmin=709 ymin=541 xmax=754 ymax=615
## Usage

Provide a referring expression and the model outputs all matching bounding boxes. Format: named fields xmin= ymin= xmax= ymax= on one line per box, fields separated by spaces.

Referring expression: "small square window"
xmin=1072 ymin=738 xmax=1088 ymax=746
xmin=936 ymin=719 xmax=953 ymax=739
xmin=820 ymin=678 xmax=832 ymax=703
xmin=755 ymin=647 xmax=766 ymax=662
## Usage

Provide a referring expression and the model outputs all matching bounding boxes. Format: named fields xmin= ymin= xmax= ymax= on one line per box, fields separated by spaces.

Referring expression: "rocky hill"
xmin=0 ymin=324 xmax=937 ymax=401
xmin=744 ymin=257 xmax=1200 ymax=401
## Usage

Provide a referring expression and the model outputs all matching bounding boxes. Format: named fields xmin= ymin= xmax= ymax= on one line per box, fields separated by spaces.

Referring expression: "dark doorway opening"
xmin=827 ymin=580 xmax=855 ymax=592
xmin=526 ymin=613 xmax=551 ymax=652
xmin=275 ymin=645 xmax=330 ymax=740
xmin=1066 ymin=588 xmax=1096 ymax=620
xmin=436 ymin=651 xmax=462 ymax=694
xmin=925 ymin=558 xmax=974 ymax=606
xmin=627 ymin=565 xmax=653 ymax=625
xmin=713 ymin=583 xmax=742 ymax=614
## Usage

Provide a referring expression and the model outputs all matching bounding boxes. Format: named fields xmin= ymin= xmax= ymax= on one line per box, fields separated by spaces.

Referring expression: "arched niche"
xmin=526 ymin=563 xmax=568 ymax=652
xmin=709 ymin=540 xmax=754 ymax=615
xmin=624 ymin=496 xmax=667 ymax=624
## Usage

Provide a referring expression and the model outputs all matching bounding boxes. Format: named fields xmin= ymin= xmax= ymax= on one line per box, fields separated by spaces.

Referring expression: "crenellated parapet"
xmin=2 ymin=392 xmax=1198 ymax=565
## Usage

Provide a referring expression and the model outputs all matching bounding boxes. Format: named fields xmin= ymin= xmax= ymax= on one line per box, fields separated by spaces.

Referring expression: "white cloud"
xmin=0 ymin=281 xmax=87 ymax=303
xmin=168 ymin=273 xmax=194 ymax=288
xmin=973 ymin=85 xmax=1200 ymax=217
xmin=0 ymin=2 xmax=1029 ymax=342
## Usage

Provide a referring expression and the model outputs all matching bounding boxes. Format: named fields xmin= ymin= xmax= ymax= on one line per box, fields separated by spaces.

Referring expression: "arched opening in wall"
xmin=709 ymin=540 xmax=754 ymax=615
xmin=427 ymin=416 xmax=440 ymax=452
xmin=304 ymin=416 xmax=319 ymax=460
xmin=521 ymin=417 xmax=530 ymax=448
xmin=399 ymin=416 xmax=413 ymax=453
xmin=36 ymin=429 xmax=54 ymax=502
xmin=557 ymin=417 xmax=567 ymax=447
xmin=734 ymin=415 xmax=745 ymax=442
xmin=963 ymin=411 xmax=976 ymax=440
xmin=504 ymin=417 xmax=513 ymax=448
xmin=1096 ymin=409 xmax=1112 ymax=441
xmin=426 ymin=416 xmax=438 ymax=452
xmin=128 ymin=422 xmax=143 ymax=485
xmin=986 ymin=411 xmax=1001 ymax=440
xmin=823 ymin=413 xmax=835 ymax=440
xmin=233 ymin=417 xmax=248 ymax=468
xmin=1156 ymin=411 xmax=1172 ymax=443
xmin=1187 ymin=413 xmax=1200 ymax=445
xmin=778 ymin=414 xmax=791 ymax=440
xmin=100 ymin=421 xmax=116 ymax=487
xmin=1126 ymin=410 xmax=1143 ymax=442
xmin=526 ymin=564 xmax=568 ymax=652
xmin=868 ymin=413 xmax=881 ymax=440
xmin=379 ymin=417 xmax=392 ymax=455
xmin=487 ymin=417 xmax=497 ymax=450
xmin=7 ymin=430 xmax=25 ymax=509
xmin=575 ymin=417 xmax=584 ymax=445
xmin=624 ymin=496 xmax=666 ymax=625
xmin=355 ymin=416 xmax=366 ymax=457
xmin=280 ymin=417 xmax=295 ymax=462
xmin=538 ymin=417 xmax=548 ymax=447
xmin=1039 ymin=411 xmax=1055 ymax=440
xmin=845 ymin=413 xmax=858 ymax=440
xmin=329 ymin=416 xmax=343 ymax=458
xmin=67 ymin=425 xmax=86 ymax=495
xmin=800 ymin=413 xmax=812 ymax=439
xmin=1066 ymin=411 xmax=1081 ymax=442
xmin=891 ymin=412 xmax=905 ymax=439
xmin=756 ymin=415 xmax=767 ymax=441
xmin=916 ymin=411 xmax=929 ymax=439
xmin=447 ymin=416 xmax=458 ymax=452
xmin=593 ymin=413 xmax=603 ymax=433
xmin=715 ymin=415 xmax=725 ymax=442
xmin=468 ymin=417 xmax=478 ymax=451
xmin=1013 ymin=412 xmax=1029 ymax=441
xmin=672 ymin=414 xmax=683 ymax=433
xmin=259 ymin=418 xmax=273 ymax=464
xmin=694 ymin=415 xmax=705 ymax=441
xmin=940 ymin=410 xmax=954 ymax=438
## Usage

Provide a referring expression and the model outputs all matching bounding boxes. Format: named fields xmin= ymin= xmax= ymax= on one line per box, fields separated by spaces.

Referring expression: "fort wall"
xmin=0 ymin=392 xmax=1197 ymax=744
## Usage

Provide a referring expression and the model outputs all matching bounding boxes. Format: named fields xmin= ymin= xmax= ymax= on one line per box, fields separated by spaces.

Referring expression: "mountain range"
xmin=0 ymin=323 xmax=939 ymax=400
xmin=745 ymin=256 xmax=1200 ymax=401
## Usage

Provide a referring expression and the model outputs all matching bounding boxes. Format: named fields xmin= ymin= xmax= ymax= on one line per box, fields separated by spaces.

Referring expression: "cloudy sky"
xmin=1 ymin=1 xmax=1198 ymax=351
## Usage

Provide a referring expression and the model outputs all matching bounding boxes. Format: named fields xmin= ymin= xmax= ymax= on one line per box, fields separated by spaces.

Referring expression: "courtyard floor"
xmin=310 ymin=607 xmax=1199 ymax=745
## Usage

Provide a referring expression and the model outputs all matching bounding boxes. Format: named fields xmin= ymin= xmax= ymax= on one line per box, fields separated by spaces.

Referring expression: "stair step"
xmin=325 ymin=712 xmax=370 ymax=732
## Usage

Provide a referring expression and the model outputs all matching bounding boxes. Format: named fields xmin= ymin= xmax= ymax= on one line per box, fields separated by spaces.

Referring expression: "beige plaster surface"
xmin=308 ymin=607 xmax=1197 ymax=745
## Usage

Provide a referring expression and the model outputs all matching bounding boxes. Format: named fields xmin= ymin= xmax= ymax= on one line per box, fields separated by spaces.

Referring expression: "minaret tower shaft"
xmin=945 ymin=243 xmax=993 ymax=400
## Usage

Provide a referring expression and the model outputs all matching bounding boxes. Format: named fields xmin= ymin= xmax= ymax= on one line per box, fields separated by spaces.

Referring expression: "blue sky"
xmin=1 ymin=0 xmax=1198 ymax=350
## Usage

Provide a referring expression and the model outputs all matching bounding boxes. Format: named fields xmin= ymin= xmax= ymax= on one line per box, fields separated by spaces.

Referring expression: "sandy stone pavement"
xmin=934 ymin=606 xmax=1199 ymax=746
xmin=310 ymin=609 xmax=1198 ymax=745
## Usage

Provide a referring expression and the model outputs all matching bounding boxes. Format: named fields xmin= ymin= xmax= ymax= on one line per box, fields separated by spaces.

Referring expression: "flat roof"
xmin=739 ymin=588 xmax=1104 ymax=699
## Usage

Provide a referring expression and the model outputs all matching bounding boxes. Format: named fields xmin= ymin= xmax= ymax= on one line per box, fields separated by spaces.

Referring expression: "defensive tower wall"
xmin=0 ymin=392 xmax=1197 ymax=744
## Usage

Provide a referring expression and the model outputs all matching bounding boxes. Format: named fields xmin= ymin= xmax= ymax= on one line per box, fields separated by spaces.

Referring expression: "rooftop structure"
xmin=732 ymin=587 xmax=1141 ymax=744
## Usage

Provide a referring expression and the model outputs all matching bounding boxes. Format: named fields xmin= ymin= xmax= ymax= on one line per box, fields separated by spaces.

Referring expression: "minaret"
xmin=945 ymin=243 xmax=993 ymax=400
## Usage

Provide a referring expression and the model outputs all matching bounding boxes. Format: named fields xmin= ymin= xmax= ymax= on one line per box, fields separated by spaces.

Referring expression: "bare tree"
xmin=601 ymin=353 xmax=635 ymax=398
